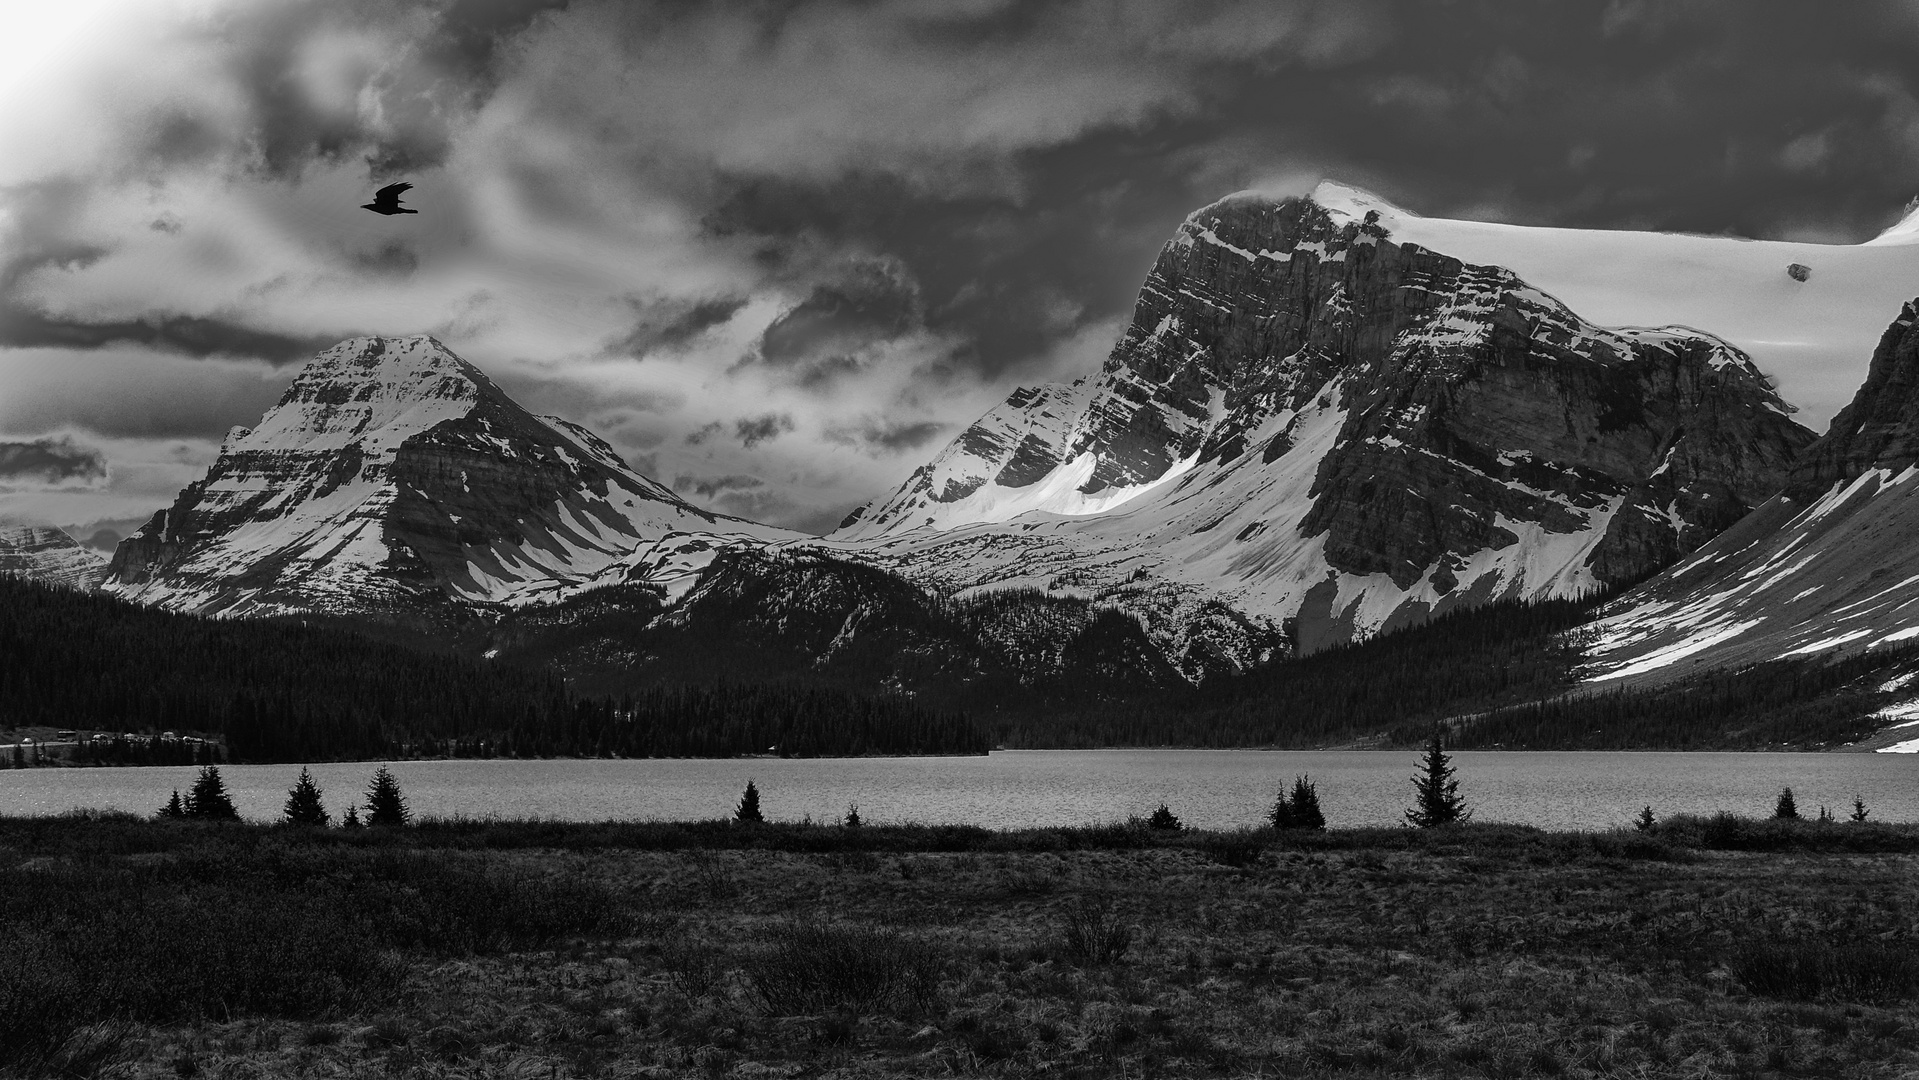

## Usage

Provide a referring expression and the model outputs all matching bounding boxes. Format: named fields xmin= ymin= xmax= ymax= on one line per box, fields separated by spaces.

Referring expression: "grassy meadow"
xmin=1 ymin=812 xmax=1917 ymax=1078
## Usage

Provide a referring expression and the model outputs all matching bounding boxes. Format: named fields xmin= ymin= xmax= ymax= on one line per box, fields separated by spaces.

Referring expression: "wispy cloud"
xmin=0 ymin=435 xmax=108 ymax=489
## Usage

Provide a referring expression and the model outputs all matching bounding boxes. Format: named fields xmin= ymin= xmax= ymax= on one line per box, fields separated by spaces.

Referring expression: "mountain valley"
xmin=11 ymin=185 xmax=1919 ymax=753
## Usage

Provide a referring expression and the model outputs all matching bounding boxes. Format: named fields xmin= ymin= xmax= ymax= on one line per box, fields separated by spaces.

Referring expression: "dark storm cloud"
xmin=0 ymin=353 xmax=291 ymax=442
xmin=673 ymin=473 xmax=764 ymax=499
xmin=0 ymin=307 xmax=344 ymax=365
xmin=0 ymin=436 xmax=108 ymax=488
xmin=606 ymin=296 xmax=749 ymax=358
xmin=0 ymin=186 xmax=343 ymax=366
xmin=121 ymin=0 xmax=568 ymax=180
xmin=757 ymin=262 xmax=919 ymax=366
xmin=733 ymin=413 xmax=794 ymax=448
xmin=687 ymin=0 xmax=1919 ymax=397
xmin=684 ymin=421 xmax=723 ymax=446
xmin=824 ymin=418 xmax=949 ymax=455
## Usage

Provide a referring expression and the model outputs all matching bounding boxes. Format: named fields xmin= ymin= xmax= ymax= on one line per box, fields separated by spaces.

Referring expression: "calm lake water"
xmin=1 ymin=751 xmax=1914 ymax=830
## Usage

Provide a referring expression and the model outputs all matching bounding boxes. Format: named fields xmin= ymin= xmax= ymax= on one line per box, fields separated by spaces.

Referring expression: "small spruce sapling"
xmin=282 ymin=767 xmax=329 ymax=826
xmin=1635 ymin=805 xmax=1656 ymax=832
xmin=185 ymin=764 xmax=240 ymax=820
xmin=1851 ymin=798 xmax=1870 ymax=823
xmin=341 ymin=805 xmax=363 ymax=829
xmin=158 ymin=789 xmax=185 ymax=820
xmin=1147 ymin=802 xmax=1183 ymax=831
xmin=1405 ymin=728 xmax=1471 ymax=828
xmin=1817 ymin=804 xmax=1835 ymax=824
xmin=843 ymin=803 xmax=862 ymax=829
xmin=1774 ymin=787 xmax=1800 ymax=820
xmin=735 ymin=779 xmax=763 ymax=824
xmin=364 ymin=766 xmax=410 ymax=827
xmin=1287 ymin=775 xmax=1326 ymax=830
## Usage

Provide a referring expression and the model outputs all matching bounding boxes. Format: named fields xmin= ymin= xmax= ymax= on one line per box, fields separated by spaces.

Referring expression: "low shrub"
xmin=1200 ymin=831 xmax=1265 ymax=867
xmin=1729 ymin=940 xmax=1919 ymax=1003
xmin=742 ymin=919 xmax=945 ymax=1017
xmin=660 ymin=938 xmax=730 ymax=1000
xmin=1060 ymin=895 xmax=1134 ymax=966
xmin=1656 ymin=814 xmax=1919 ymax=853
xmin=0 ymin=841 xmax=631 ymax=1067
xmin=0 ymin=876 xmax=400 ymax=1064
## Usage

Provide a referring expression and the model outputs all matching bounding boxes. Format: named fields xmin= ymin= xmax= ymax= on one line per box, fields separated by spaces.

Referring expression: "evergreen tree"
xmin=341 ymin=805 xmax=363 ymax=829
xmin=1147 ymin=802 xmax=1182 ymax=831
xmin=1635 ymin=805 xmax=1656 ymax=832
xmin=1405 ymin=729 xmax=1470 ymax=828
xmin=1817 ymin=804 xmax=1834 ymax=824
xmin=184 ymin=765 xmax=239 ymax=821
xmin=282 ymin=767 xmax=329 ymax=826
xmin=735 ymin=779 xmax=763 ymax=823
xmin=1287 ymin=775 xmax=1326 ymax=830
xmin=1774 ymin=787 xmax=1800 ymax=820
xmin=1851 ymin=798 xmax=1870 ymax=823
xmin=157 ymin=789 xmax=185 ymax=819
xmin=1268 ymin=785 xmax=1295 ymax=829
xmin=364 ymin=766 xmax=410 ymax=826
xmin=843 ymin=803 xmax=862 ymax=829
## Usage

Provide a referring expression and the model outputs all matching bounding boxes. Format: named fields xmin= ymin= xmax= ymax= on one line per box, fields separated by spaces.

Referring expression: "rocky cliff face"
xmin=1584 ymin=298 xmax=1919 ymax=687
xmin=103 ymin=335 xmax=790 ymax=628
xmin=0 ymin=526 xmax=107 ymax=591
xmin=834 ymin=190 xmax=1813 ymax=658
xmin=1787 ymin=300 xmax=1919 ymax=496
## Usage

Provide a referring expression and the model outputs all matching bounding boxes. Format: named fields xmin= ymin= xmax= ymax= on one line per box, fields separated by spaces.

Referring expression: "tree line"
xmin=997 ymin=595 xmax=1598 ymax=747
xmin=0 ymin=577 xmax=986 ymax=762
xmin=1431 ymin=642 xmax=1919 ymax=750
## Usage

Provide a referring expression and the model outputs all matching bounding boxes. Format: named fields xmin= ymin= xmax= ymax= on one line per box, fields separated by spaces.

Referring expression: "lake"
xmin=1 ymin=750 xmax=1914 ymax=830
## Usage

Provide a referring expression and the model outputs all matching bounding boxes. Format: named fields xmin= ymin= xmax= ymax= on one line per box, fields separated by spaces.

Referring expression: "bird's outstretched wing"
xmin=375 ymin=182 xmax=412 ymax=199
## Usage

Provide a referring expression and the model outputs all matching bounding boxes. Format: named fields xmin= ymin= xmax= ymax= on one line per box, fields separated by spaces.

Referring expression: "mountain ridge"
xmin=829 ymin=189 xmax=1811 ymax=659
xmin=0 ymin=525 xmax=107 ymax=592
xmin=1583 ymin=296 xmax=1919 ymax=690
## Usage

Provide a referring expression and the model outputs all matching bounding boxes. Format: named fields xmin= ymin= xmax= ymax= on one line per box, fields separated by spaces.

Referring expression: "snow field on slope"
xmin=1309 ymin=181 xmax=1919 ymax=433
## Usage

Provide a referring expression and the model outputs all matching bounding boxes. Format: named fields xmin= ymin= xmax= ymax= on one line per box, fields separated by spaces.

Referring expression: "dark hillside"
xmin=0 ymin=576 xmax=984 ymax=761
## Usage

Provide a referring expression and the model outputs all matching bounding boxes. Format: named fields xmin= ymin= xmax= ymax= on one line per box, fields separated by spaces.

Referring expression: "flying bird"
xmin=361 ymin=182 xmax=418 ymax=216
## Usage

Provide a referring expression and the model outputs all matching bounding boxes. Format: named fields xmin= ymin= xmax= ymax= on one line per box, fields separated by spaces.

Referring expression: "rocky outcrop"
xmin=0 ymin=526 xmax=107 ymax=591
xmin=1585 ymin=296 xmax=1919 ymax=684
xmin=1787 ymin=300 xmax=1919 ymax=497
xmin=832 ymin=190 xmax=1813 ymax=657
xmin=104 ymin=335 xmax=792 ymax=628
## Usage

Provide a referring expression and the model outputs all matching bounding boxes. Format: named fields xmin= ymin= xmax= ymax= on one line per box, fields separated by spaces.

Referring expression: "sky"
xmin=3 ymin=0 xmax=1919 ymax=545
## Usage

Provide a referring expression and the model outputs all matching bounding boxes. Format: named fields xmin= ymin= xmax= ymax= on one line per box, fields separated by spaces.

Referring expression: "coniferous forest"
xmin=998 ymin=596 xmax=1598 ymax=748
xmin=1427 ymin=642 xmax=1919 ymax=750
xmin=0 ymin=577 xmax=987 ymax=762
xmin=8 ymin=570 xmax=1910 ymax=758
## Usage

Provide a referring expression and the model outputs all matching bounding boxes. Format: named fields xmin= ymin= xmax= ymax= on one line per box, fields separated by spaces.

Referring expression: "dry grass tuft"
xmin=1059 ymin=895 xmax=1134 ymax=966
xmin=742 ymin=920 xmax=944 ymax=1017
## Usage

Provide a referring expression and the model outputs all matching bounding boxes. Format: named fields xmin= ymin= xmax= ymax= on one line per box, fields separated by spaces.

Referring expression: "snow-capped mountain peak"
xmin=0 ymin=526 xmax=107 ymax=591
xmin=828 ymin=184 xmax=1812 ymax=667
xmin=104 ymin=335 xmax=795 ymax=626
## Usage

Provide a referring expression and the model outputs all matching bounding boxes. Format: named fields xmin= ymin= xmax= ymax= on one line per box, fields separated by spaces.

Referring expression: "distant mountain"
xmin=102 ymin=335 xmax=794 ymax=632
xmin=0 ymin=526 xmax=106 ymax=591
xmin=1585 ymin=297 xmax=1919 ymax=694
xmin=831 ymin=186 xmax=1812 ymax=662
